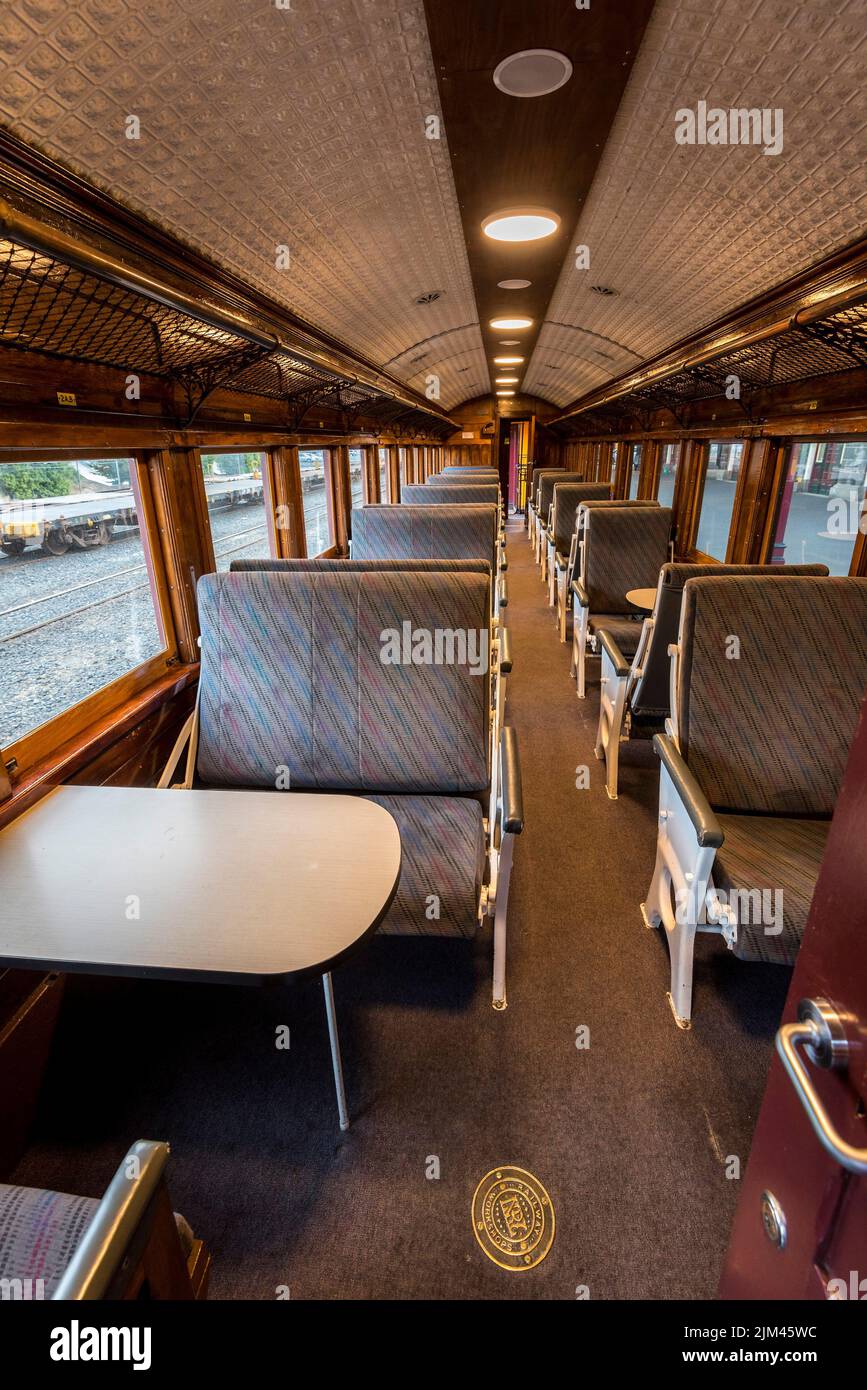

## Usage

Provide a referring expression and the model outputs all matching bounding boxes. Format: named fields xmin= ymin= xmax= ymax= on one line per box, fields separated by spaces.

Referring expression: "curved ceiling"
xmin=523 ymin=0 xmax=867 ymax=406
xmin=0 ymin=0 xmax=488 ymax=410
xmin=0 ymin=0 xmax=865 ymax=415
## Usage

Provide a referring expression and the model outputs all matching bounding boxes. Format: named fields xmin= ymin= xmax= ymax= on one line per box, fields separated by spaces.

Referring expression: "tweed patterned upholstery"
xmin=529 ymin=467 xmax=564 ymax=506
xmin=431 ymin=472 xmax=498 ymax=484
xmin=536 ymin=472 xmax=569 ymax=521
xmin=678 ymin=576 xmax=867 ymax=814
xmin=401 ymin=484 xmax=499 ymax=505
xmin=232 ymin=558 xmax=489 ymax=575
xmin=714 ymin=815 xmax=829 ymax=965
xmin=351 ymin=505 xmax=497 ymax=569
xmin=366 ymin=794 xmax=485 ymax=938
xmin=590 ymin=614 xmax=645 ymax=659
xmin=551 ymin=483 xmax=609 ymax=554
xmin=631 ymin=563 xmax=830 ymax=717
xmin=196 ymin=570 xmax=490 ymax=793
xmin=0 ymin=1185 xmax=98 ymax=1297
xmin=583 ymin=507 xmax=672 ymax=614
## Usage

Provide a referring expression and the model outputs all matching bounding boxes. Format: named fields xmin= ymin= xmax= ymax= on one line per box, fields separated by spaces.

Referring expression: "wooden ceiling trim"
xmin=423 ymin=0 xmax=655 ymax=400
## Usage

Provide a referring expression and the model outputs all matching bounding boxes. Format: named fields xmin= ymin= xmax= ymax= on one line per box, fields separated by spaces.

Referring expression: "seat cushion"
xmin=0 ymin=1185 xmax=98 ymax=1297
xmin=590 ymin=614 xmax=644 ymax=660
xmin=366 ymin=795 xmax=485 ymax=938
xmin=714 ymin=815 xmax=829 ymax=965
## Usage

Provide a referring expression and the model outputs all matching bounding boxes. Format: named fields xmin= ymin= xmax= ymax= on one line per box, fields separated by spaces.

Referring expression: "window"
xmin=200 ymin=451 xmax=270 ymax=571
xmin=610 ymin=444 xmax=619 ymax=485
xmin=771 ymin=439 xmax=867 ymax=574
xmin=298 ymin=449 xmax=331 ymax=555
xmin=348 ymin=448 xmax=365 ymax=510
xmin=0 ymin=456 xmax=167 ymax=748
xmin=400 ymin=447 xmax=409 ymax=487
xmin=628 ymin=445 xmax=642 ymax=498
xmin=379 ymin=447 xmax=390 ymax=502
xmin=657 ymin=443 xmax=680 ymax=508
xmin=694 ymin=441 xmax=743 ymax=560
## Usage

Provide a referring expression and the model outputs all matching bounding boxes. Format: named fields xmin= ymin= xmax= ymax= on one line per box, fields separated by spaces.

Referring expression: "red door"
xmin=720 ymin=692 xmax=867 ymax=1300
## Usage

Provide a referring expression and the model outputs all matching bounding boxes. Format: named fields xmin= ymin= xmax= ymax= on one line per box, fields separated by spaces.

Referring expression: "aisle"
xmin=13 ymin=518 xmax=788 ymax=1300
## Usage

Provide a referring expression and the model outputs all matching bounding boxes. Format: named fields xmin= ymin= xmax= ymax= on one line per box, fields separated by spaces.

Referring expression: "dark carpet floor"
xmin=12 ymin=518 xmax=791 ymax=1299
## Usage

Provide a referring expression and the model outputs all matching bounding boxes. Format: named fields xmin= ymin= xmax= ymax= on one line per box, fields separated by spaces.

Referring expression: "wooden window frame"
xmin=758 ymin=435 xmax=867 ymax=576
xmin=3 ymin=451 xmax=181 ymax=778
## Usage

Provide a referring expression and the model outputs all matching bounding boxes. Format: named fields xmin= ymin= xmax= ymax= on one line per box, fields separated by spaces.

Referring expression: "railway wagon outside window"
xmin=299 ymin=449 xmax=332 ymax=556
xmin=199 ymin=452 xmax=270 ymax=571
xmin=770 ymin=439 xmax=867 ymax=574
xmin=0 ymin=455 xmax=167 ymax=749
xmin=656 ymin=442 xmax=680 ymax=508
xmin=628 ymin=444 xmax=642 ymax=498
xmin=349 ymin=448 xmax=364 ymax=509
xmin=694 ymin=441 xmax=744 ymax=560
xmin=378 ymin=447 xmax=390 ymax=502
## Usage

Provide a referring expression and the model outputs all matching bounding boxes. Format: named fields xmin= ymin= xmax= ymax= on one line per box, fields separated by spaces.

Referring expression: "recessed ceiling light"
xmin=482 ymin=208 xmax=560 ymax=242
xmin=494 ymin=355 xmax=524 ymax=364
xmin=490 ymin=316 xmax=532 ymax=330
xmin=493 ymin=49 xmax=573 ymax=99
xmin=496 ymin=389 xmax=516 ymax=397
xmin=499 ymin=339 xmax=520 ymax=346
xmin=495 ymin=376 xmax=519 ymax=383
xmin=498 ymin=278 xmax=531 ymax=290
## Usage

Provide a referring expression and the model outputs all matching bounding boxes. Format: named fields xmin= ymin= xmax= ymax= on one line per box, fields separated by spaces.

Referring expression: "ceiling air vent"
xmin=415 ymin=291 xmax=442 ymax=305
xmin=590 ymin=285 xmax=618 ymax=297
xmin=493 ymin=50 xmax=573 ymax=99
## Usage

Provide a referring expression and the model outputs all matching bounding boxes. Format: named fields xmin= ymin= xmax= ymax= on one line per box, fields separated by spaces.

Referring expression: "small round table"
xmin=625 ymin=587 xmax=657 ymax=611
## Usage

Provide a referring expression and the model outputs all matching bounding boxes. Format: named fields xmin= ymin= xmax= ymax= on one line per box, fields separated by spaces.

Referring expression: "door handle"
xmin=776 ymin=998 xmax=867 ymax=1176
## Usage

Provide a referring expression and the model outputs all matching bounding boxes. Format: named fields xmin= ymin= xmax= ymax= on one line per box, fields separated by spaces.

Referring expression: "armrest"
xmin=598 ymin=628 xmax=630 ymax=677
xmin=53 ymin=1141 xmax=171 ymax=1300
xmin=571 ymin=580 xmax=590 ymax=608
xmin=498 ymin=626 xmax=513 ymax=674
xmin=653 ymin=733 xmax=723 ymax=849
xmin=498 ymin=575 xmax=508 ymax=609
xmin=499 ymin=726 xmax=524 ymax=834
xmin=545 ymin=528 xmax=555 ymax=545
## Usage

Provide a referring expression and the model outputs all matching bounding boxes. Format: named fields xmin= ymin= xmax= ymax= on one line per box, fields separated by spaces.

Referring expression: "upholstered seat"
xmin=367 ymin=794 xmax=485 ymax=938
xmin=589 ymin=614 xmax=644 ymax=658
xmin=714 ymin=815 xmax=829 ymax=965
xmin=0 ymin=1185 xmax=98 ymax=1297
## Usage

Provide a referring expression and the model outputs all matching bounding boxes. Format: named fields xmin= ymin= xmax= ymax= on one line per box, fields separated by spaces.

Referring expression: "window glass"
xmin=657 ymin=443 xmax=679 ymax=508
xmin=349 ymin=448 xmax=364 ymax=509
xmin=771 ymin=440 xmax=867 ymax=574
xmin=298 ymin=449 xmax=331 ymax=555
xmin=200 ymin=451 xmax=269 ymax=571
xmin=379 ymin=447 xmax=390 ymax=502
xmin=0 ymin=457 xmax=165 ymax=747
xmin=628 ymin=445 xmax=642 ymax=498
xmin=610 ymin=444 xmax=618 ymax=484
xmin=695 ymin=441 xmax=743 ymax=560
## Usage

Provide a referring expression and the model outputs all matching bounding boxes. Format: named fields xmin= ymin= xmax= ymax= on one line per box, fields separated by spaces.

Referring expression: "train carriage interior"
xmin=1 ymin=0 xmax=866 ymax=1326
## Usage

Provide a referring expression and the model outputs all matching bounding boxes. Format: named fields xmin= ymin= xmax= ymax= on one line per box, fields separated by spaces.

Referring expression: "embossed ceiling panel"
xmin=0 ymin=0 xmax=487 ymax=409
xmin=524 ymin=0 xmax=867 ymax=406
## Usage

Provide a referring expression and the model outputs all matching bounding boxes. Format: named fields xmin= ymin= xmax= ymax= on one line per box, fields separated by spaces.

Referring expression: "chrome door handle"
xmin=776 ymin=998 xmax=867 ymax=1176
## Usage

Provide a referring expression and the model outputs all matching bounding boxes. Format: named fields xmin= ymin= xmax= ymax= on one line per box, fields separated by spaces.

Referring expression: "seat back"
xmin=231 ymin=558 xmax=489 ymax=576
xmin=401 ymin=484 xmax=499 ymax=505
xmin=537 ymin=471 xmax=570 ymax=522
xmin=351 ymin=504 xmax=498 ymax=570
xmin=550 ymin=482 xmax=609 ymax=553
xmin=582 ymin=506 xmax=673 ymax=613
xmin=428 ymin=475 xmax=499 ymax=488
xmin=196 ymin=569 xmax=491 ymax=794
xmin=677 ymin=575 xmax=867 ymax=814
xmin=631 ymin=563 xmax=830 ymax=716
xmin=530 ymin=467 xmax=564 ymax=509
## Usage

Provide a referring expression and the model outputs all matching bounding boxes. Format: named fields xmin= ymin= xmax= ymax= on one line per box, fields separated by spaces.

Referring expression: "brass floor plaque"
xmin=472 ymin=1166 xmax=555 ymax=1271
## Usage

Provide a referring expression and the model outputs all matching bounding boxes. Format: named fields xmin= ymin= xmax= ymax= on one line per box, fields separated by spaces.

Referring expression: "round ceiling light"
xmin=494 ymin=355 xmax=524 ymax=364
xmin=499 ymin=339 xmax=520 ymax=346
xmin=493 ymin=50 xmax=573 ymax=99
xmin=482 ymin=208 xmax=560 ymax=243
xmin=498 ymin=278 xmax=531 ymax=290
xmin=495 ymin=376 xmax=519 ymax=384
xmin=490 ymin=316 xmax=532 ymax=330
xmin=496 ymin=389 xmax=516 ymax=397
